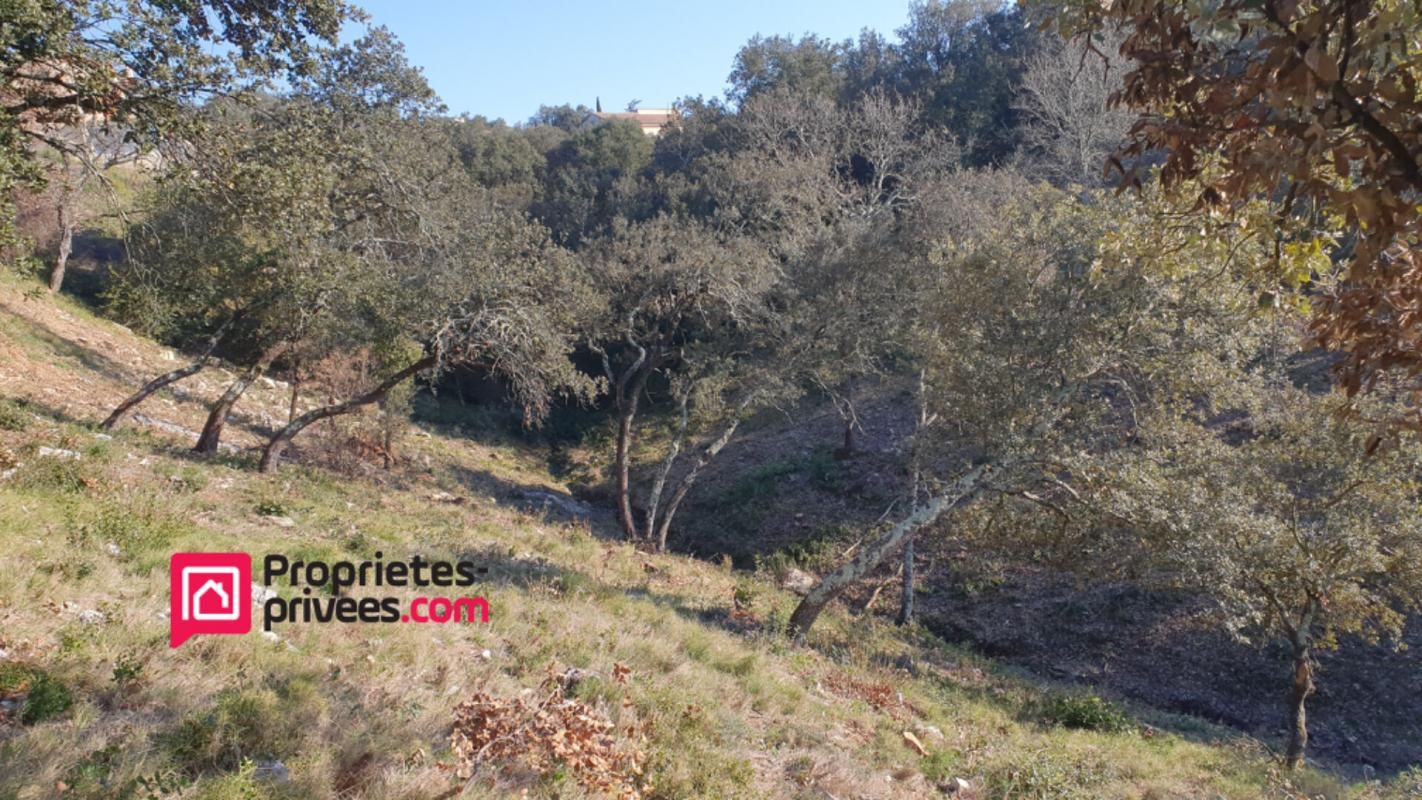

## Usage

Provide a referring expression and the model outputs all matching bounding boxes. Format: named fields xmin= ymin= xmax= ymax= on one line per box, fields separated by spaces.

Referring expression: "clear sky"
xmin=348 ymin=0 xmax=915 ymax=124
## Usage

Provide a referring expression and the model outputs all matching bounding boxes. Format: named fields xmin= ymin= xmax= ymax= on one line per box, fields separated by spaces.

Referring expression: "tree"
xmin=1087 ymin=386 xmax=1422 ymax=769
xmin=104 ymin=29 xmax=452 ymax=454
xmin=587 ymin=216 xmax=776 ymax=545
xmin=894 ymin=1 xmax=1038 ymax=165
xmin=533 ymin=119 xmax=653 ymax=249
xmin=787 ymin=172 xmax=1290 ymax=637
xmin=1015 ymin=33 xmax=1133 ymax=186
xmin=258 ymin=201 xmax=597 ymax=472
xmin=1 ymin=0 xmax=355 ymax=251
xmin=1031 ymin=0 xmax=1422 ymax=425
xmin=728 ymin=35 xmax=847 ymax=104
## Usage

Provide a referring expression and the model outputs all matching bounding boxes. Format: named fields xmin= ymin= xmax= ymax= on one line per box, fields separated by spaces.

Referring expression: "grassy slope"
xmin=0 ymin=273 xmax=1415 ymax=800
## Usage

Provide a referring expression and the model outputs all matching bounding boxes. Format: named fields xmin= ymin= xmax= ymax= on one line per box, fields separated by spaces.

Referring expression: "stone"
xmin=253 ymin=759 xmax=290 ymax=783
xmin=262 ymin=515 xmax=296 ymax=528
xmin=915 ymin=724 xmax=945 ymax=742
xmin=37 ymin=447 xmax=81 ymax=460
xmin=779 ymin=568 xmax=817 ymax=596
xmin=517 ymin=489 xmax=593 ymax=520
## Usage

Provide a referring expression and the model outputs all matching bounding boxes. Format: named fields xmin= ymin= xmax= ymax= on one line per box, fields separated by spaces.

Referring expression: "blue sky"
xmin=348 ymin=0 xmax=914 ymax=123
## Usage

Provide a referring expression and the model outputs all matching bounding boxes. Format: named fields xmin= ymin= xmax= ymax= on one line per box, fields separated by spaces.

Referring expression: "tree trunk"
xmin=259 ymin=355 xmax=436 ymax=473
xmin=654 ymin=411 xmax=745 ymax=552
xmin=898 ymin=370 xmax=931 ymax=627
xmin=49 ymin=201 xmax=73 ymax=294
xmin=614 ymin=365 xmax=651 ymax=541
xmin=897 ymin=533 xmax=915 ymax=626
xmin=1285 ymin=636 xmax=1315 ymax=769
xmin=788 ymin=464 xmax=987 ymax=639
xmin=100 ymin=317 xmax=239 ymax=430
xmin=287 ymin=360 xmax=302 ymax=423
xmin=194 ymin=341 xmax=287 ymax=455
xmin=643 ymin=391 xmax=689 ymax=545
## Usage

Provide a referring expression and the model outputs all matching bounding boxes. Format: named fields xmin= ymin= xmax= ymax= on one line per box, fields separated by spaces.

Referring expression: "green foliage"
xmin=0 ymin=397 xmax=30 ymax=431
xmin=157 ymin=681 xmax=326 ymax=774
xmin=1038 ymin=693 xmax=1133 ymax=733
xmin=13 ymin=454 xmax=92 ymax=493
xmin=981 ymin=748 xmax=1116 ymax=800
xmin=0 ymin=662 xmax=72 ymax=724
xmin=111 ymin=653 xmax=145 ymax=688
xmin=254 ymin=500 xmax=289 ymax=517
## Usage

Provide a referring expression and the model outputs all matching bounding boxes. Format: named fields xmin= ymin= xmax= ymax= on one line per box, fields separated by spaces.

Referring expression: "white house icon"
xmin=193 ymin=580 xmax=230 ymax=611
xmin=181 ymin=566 xmax=241 ymax=621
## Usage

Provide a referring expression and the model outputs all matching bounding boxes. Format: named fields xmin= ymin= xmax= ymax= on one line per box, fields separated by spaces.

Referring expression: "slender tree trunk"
xmin=194 ymin=341 xmax=287 ymax=454
xmin=49 ymin=201 xmax=73 ymax=294
xmin=788 ymin=464 xmax=987 ymax=639
xmin=839 ymin=374 xmax=857 ymax=458
xmin=898 ymin=533 xmax=915 ymax=626
xmin=287 ymin=360 xmax=302 ymax=423
xmin=654 ymin=411 xmax=745 ymax=552
xmin=643 ymin=391 xmax=689 ymax=545
xmin=1285 ymin=633 xmax=1315 ymax=769
xmin=100 ymin=317 xmax=239 ymax=430
xmin=614 ymin=365 xmax=651 ymax=541
xmin=259 ymin=355 xmax=435 ymax=473
xmin=898 ymin=369 xmax=931 ymax=627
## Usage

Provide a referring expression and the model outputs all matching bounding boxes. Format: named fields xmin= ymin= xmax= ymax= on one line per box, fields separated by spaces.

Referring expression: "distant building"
xmin=583 ymin=107 xmax=677 ymax=137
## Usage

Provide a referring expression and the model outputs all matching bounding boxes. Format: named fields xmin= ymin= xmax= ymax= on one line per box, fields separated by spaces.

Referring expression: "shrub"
xmin=254 ymin=499 xmax=288 ymax=517
xmin=158 ymin=681 xmax=326 ymax=773
xmin=0 ymin=662 xmax=73 ymax=724
xmin=13 ymin=455 xmax=92 ymax=493
xmin=0 ymin=397 xmax=29 ymax=431
xmin=1039 ymin=692 xmax=1133 ymax=733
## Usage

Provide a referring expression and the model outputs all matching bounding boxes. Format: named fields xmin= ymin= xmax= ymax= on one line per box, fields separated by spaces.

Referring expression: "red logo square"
xmin=170 ymin=552 xmax=252 ymax=647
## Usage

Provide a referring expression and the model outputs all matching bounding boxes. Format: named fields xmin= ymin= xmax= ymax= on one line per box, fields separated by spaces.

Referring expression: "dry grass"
xmin=0 ymin=272 xmax=1416 ymax=799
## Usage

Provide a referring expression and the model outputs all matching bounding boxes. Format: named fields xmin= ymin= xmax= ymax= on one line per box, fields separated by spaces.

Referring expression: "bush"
xmin=0 ymin=662 xmax=73 ymax=724
xmin=0 ymin=397 xmax=29 ymax=431
xmin=254 ymin=499 xmax=288 ymax=517
xmin=158 ymin=681 xmax=326 ymax=773
xmin=13 ymin=455 xmax=93 ymax=493
xmin=1038 ymin=692 xmax=1133 ymax=733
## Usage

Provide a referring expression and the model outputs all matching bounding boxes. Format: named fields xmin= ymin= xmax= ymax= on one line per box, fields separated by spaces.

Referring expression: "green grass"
xmin=0 ymin=281 xmax=1413 ymax=798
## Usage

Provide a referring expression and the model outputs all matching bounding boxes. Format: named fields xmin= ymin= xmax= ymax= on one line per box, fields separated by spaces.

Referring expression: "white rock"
xmin=252 ymin=583 xmax=278 ymax=604
xmin=92 ymin=433 xmax=113 ymax=441
xmin=104 ymin=542 xmax=122 ymax=557
xmin=78 ymin=609 xmax=106 ymax=625
xmin=37 ymin=446 xmax=81 ymax=460
xmin=262 ymin=515 xmax=296 ymax=528
xmin=261 ymin=631 xmax=281 ymax=643
xmin=253 ymin=759 xmax=290 ymax=783
xmin=915 ymin=724 xmax=946 ymax=742
xmin=779 ymin=568 xmax=817 ymax=596
xmin=480 ymin=649 xmax=493 ymax=661
xmin=0 ymin=468 xmax=16 ymax=481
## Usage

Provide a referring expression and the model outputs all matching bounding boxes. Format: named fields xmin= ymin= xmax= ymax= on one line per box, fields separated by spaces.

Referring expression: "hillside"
xmin=0 ymin=274 xmax=1417 ymax=800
